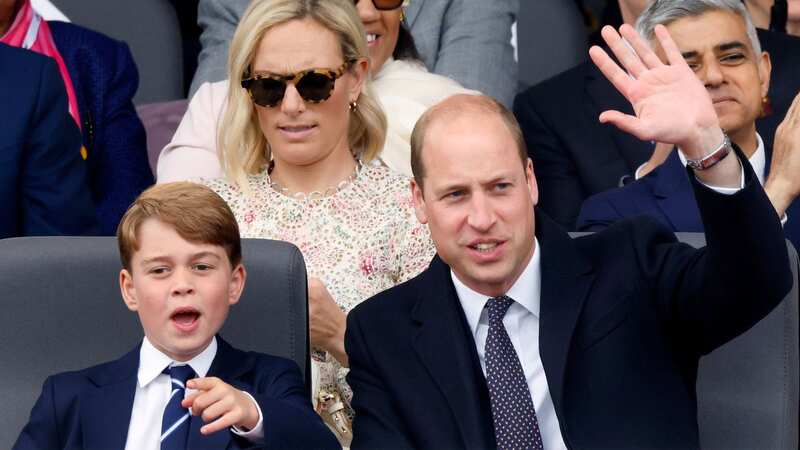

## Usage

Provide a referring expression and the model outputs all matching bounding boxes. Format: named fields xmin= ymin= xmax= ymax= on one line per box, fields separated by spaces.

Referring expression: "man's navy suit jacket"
xmin=0 ymin=43 xmax=99 ymax=237
xmin=13 ymin=337 xmax=339 ymax=450
xmin=49 ymin=22 xmax=155 ymax=235
xmin=345 ymin=157 xmax=792 ymax=449
xmin=513 ymin=28 xmax=800 ymax=230
xmin=577 ymin=147 xmax=800 ymax=252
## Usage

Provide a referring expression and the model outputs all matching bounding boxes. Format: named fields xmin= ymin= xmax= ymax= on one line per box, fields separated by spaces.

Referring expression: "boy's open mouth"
xmin=171 ymin=307 xmax=201 ymax=331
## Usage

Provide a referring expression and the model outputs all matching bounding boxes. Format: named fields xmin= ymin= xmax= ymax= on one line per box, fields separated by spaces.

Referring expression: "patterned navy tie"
xmin=160 ymin=364 xmax=196 ymax=450
xmin=485 ymin=295 xmax=544 ymax=450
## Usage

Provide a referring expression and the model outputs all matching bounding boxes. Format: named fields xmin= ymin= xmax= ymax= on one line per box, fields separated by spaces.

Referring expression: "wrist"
xmin=765 ymin=178 xmax=794 ymax=218
xmin=681 ymin=126 xmax=725 ymax=160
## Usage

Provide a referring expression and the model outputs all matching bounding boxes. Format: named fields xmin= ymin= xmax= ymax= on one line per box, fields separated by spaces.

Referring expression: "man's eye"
xmin=149 ymin=267 xmax=169 ymax=275
xmin=194 ymin=264 xmax=213 ymax=271
xmin=445 ymin=190 xmax=464 ymax=200
xmin=721 ymin=53 xmax=745 ymax=64
xmin=494 ymin=182 xmax=511 ymax=191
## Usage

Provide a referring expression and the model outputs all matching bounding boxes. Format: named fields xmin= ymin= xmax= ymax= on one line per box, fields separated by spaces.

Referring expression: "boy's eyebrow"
xmin=139 ymin=252 xmax=221 ymax=266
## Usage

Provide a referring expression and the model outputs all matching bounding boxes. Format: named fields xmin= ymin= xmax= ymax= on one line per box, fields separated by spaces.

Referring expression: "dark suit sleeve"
xmin=576 ymin=191 xmax=624 ymax=232
xmin=241 ymin=358 xmax=338 ymax=450
xmin=636 ymin=155 xmax=792 ymax=355
xmin=346 ymin=313 xmax=415 ymax=450
xmin=514 ymin=91 xmax=586 ymax=230
xmin=22 ymin=58 xmax=99 ymax=236
xmin=92 ymin=41 xmax=154 ymax=234
xmin=13 ymin=377 xmax=61 ymax=450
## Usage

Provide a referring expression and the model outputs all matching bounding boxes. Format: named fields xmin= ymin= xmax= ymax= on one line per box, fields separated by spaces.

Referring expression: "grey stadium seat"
xmin=676 ymin=233 xmax=799 ymax=450
xmin=0 ymin=237 xmax=309 ymax=448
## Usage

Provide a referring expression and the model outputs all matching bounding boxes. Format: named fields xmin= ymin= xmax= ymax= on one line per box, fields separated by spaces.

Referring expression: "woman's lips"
xmin=278 ymin=124 xmax=317 ymax=141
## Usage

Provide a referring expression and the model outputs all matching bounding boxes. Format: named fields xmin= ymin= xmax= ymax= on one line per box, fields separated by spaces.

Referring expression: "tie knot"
xmin=164 ymin=365 xmax=196 ymax=385
xmin=486 ymin=295 xmax=514 ymax=322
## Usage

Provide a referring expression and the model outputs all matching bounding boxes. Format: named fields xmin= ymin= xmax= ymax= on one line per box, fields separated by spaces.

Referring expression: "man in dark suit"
xmin=0 ymin=43 xmax=99 ymax=237
xmin=345 ymin=22 xmax=792 ymax=450
xmin=577 ymin=0 xmax=800 ymax=250
xmin=514 ymin=0 xmax=800 ymax=230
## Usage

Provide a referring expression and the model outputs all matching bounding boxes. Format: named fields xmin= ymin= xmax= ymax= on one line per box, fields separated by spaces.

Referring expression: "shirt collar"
xmin=677 ymin=133 xmax=766 ymax=185
xmin=452 ymin=237 xmax=542 ymax=336
xmin=137 ymin=336 xmax=217 ymax=388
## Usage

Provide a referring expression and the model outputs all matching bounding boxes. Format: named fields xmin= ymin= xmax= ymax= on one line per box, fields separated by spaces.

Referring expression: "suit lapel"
xmin=411 ymin=258 xmax=494 ymax=449
xmin=651 ymin=150 xmax=704 ymax=232
xmin=536 ymin=213 xmax=594 ymax=415
xmin=186 ymin=337 xmax=249 ymax=449
xmin=82 ymin=347 xmax=139 ymax=450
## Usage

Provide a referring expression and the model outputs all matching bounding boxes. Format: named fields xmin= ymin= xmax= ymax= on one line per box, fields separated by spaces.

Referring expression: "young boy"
xmin=14 ymin=182 xmax=338 ymax=450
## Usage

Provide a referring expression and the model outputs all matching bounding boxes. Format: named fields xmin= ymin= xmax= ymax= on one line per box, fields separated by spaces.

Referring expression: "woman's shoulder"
xmin=372 ymin=59 xmax=480 ymax=110
xmin=374 ymin=59 xmax=478 ymax=93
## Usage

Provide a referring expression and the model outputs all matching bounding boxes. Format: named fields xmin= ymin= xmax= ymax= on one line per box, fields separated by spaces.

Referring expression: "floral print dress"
xmin=202 ymin=161 xmax=435 ymax=426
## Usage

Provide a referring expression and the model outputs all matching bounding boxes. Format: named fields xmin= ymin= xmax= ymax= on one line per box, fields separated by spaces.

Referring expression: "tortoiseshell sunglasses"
xmin=241 ymin=60 xmax=355 ymax=108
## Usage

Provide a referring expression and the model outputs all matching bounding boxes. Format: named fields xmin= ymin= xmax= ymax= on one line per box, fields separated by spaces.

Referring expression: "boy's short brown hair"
xmin=117 ymin=182 xmax=242 ymax=271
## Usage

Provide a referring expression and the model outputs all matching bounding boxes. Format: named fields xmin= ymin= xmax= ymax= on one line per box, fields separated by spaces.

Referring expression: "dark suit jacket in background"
xmin=513 ymin=28 xmax=800 ymax=230
xmin=13 ymin=337 xmax=339 ymax=450
xmin=50 ymin=22 xmax=155 ymax=235
xmin=576 ymin=145 xmax=800 ymax=250
xmin=345 ymin=156 xmax=792 ymax=449
xmin=0 ymin=43 xmax=99 ymax=238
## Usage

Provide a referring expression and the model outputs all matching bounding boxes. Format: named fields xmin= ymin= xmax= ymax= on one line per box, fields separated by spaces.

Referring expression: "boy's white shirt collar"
xmin=138 ymin=336 xmax=217 ymax=387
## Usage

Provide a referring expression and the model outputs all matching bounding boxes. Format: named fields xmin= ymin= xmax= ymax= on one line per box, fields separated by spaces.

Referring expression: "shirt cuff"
xmin=693 ymin=161 xmax=745 ymax=195
xmin=230 ymin=391 xmax=264 ymax=441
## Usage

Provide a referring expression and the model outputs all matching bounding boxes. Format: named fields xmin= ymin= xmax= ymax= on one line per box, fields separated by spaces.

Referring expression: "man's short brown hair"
xmin=410 ymin=94 xmax=529 ymax=188
xmin=117 ymin=182 xmax=242 ymax=271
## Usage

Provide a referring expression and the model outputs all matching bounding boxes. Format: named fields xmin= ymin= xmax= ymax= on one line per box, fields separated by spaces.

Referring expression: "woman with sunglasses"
xmin=157 ymin=0 xmax=477 ymax=182
xmin=197 ymin=0 xmax=435 ymax=445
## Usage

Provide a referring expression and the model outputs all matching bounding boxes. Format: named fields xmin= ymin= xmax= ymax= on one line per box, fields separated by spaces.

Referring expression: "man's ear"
xmin=525 ymin=158 xmax=539 ymax=206
xmin=120 ymin=269 xmax=138 ymax=312
xmin=758 ymin=51 xmax=772 ymax=99
xmin=411 ymin=178 xmax=429 ymax=224
xmin=228 ymin=263 xmax=247 ymax=306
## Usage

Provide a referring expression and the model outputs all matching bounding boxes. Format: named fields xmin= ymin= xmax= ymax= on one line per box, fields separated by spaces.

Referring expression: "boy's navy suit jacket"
xmin=13 ymin=337 xmax=339 ymax=450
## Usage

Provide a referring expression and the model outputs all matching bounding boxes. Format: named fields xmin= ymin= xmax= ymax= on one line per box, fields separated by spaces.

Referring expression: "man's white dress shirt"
xmin=124 ymin=336 xmax=264 ymax=450
xmin=452 ymin=238 xmax=569 ymax=450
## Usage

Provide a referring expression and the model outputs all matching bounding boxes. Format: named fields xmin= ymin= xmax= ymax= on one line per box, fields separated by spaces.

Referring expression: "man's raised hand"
xmin=589 ymin=24 xmax=724 ymax=158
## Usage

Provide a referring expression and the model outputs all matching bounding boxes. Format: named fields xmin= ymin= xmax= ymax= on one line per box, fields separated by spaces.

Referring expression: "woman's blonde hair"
xmin=220 ymin=0 xmax=387 ymax=189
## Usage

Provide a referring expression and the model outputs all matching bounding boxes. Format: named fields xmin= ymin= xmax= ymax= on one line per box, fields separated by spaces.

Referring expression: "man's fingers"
xmin=599 ymin=110 xmax=649 ymax=141
xmin=601 ymin=25 xmax=647 ymax=78
xmin=619 ymin=24 xmax=662 ymax=69
xmin=590 ymin=46 xmax=632 ymax=100
xmin=654 ymin=25 xmax=685 ymax=67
